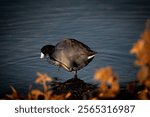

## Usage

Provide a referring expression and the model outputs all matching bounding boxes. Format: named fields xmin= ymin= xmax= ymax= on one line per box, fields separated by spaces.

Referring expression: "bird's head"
xmin=40 ymin=45 xmax=55 ymax=59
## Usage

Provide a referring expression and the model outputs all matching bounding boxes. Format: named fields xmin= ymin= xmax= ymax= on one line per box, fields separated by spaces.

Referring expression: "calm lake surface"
xmin=0 ymin=0 xmax=150 ymax=97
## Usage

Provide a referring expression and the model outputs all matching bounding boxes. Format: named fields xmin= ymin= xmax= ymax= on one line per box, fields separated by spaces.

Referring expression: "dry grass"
xmin=3 ymin=19 xmax=150 ymax=100
xmin=129 ymin=20 xmax=150 ymax=99
xmin=94 ymin=67 xmax=120 ymax=99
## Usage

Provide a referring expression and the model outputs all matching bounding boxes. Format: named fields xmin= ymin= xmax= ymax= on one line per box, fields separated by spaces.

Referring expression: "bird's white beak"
xmin=40 ymin=52 xmax=45 ymax=59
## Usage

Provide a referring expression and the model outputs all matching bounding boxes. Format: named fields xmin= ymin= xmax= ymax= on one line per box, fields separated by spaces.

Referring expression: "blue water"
xmin=0 ymin=0 xmax=150 ymax=97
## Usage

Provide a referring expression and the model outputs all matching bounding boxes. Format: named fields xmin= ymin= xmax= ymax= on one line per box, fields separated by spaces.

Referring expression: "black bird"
xmin=40 ymin=38 xmax=96 ymax=78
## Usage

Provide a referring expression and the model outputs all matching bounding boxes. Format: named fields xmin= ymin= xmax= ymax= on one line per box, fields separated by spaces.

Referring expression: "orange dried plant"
xmin=130 ymin=19 xmax=150 ymax=99
xmin=6 ymin=86 xmax=20 ymax=99
xmin=94 ymin=67 xmax=120 ymax=98
xmin=28 ymin=72 xmax=71 ymax=100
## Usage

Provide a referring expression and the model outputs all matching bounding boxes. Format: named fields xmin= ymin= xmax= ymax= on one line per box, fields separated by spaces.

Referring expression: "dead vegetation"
xmin=129 ymin=19 xmax=150 ymax=99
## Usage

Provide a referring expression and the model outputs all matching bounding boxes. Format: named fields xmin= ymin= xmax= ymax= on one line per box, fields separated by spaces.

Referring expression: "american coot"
xmin=41 ymin=38 xmax=97 ymax=78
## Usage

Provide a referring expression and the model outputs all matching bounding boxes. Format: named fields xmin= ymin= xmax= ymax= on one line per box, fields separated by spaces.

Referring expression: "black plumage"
xmin=41 ymin=38 xmax=96 ymax=78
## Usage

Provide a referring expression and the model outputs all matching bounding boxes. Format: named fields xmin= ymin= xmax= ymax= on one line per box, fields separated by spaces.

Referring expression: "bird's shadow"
xmin=50 ymin=77 xmax=98 ymax=100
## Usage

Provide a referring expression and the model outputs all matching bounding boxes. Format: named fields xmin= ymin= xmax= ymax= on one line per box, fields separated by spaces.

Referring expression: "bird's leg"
xmin=57 ymin=66 xmax=60 ymax=72
xmin=73 ymin=71 xmax=78 ymax=78
xmin=57 ymin=66 xmax=61 ymax=79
